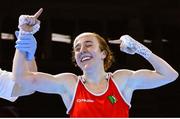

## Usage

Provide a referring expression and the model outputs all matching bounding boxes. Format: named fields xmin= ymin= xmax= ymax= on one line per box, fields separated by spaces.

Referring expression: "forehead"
xmin=73 ymin=33 xmax=98 ymax=47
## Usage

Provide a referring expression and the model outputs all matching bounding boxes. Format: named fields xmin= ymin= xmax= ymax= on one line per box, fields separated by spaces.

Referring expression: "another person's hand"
xmin=15 ymin=31 xmax=37 ymax=61
xmin=109 ymin=35 xmax=152 ymax=59
xmin=15 ymin=8 xmax=43 ymax=60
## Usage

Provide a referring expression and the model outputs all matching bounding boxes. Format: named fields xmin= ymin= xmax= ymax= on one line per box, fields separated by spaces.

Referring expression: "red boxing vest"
xmin=68 ymin=74 xmax=130 ymax=117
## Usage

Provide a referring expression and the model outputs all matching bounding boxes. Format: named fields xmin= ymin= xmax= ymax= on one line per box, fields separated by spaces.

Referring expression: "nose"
xmin=80 ymin=45 xmax=87 ymax=52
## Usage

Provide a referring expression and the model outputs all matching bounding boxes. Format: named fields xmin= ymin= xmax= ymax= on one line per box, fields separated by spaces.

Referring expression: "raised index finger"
xmin=33 ymin=8 xmax=43 ymax=19
xmin=108 ymin=39 xmax=122 ymax=44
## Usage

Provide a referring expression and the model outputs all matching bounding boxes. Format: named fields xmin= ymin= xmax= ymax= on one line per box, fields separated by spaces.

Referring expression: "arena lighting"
xmin=161 ymin=38 xmax=168 ymax=42
xmin=143 ymin=39 xmax=152 ymax=44
xmin=108 ymin=38 xmax=153 ymax=44
xmin=1 ymin=33 xmax=14 ymax=40
xmin=51 ymin=33 xmax=71 ymax=44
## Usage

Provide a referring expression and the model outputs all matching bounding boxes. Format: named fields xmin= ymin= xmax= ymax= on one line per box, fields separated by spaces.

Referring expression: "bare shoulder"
xmin=55 ymin=72 xmax=78 ymax=84
xmin=112 ymin=69 xmax=134 ymax=80
xmin=111 ymin=69 xmax=137 ymax=104
xmin=111 ymin=69 xmax=134 ymax=90
xmin=54 ymin=73 xmax=78 ymax=91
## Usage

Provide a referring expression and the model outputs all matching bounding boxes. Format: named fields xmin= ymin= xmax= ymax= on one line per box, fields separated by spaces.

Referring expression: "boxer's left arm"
xmin=128 ymin=53 xmax=178 ymax=90
xmin=109 ymin=35 xmax=179 ymax=90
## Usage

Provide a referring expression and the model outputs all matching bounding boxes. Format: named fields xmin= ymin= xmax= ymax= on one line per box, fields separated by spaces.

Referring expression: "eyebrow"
xmin=85 ymin=40 xmax=93 ymax=44
xmin=74 ymin=40 xmax=93 ymax=49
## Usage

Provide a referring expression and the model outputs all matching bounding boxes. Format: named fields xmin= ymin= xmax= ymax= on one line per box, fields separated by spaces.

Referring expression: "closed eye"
xmin=86 ymin=44 xmax=92 ymax=47
xmin=75 ymin=46 xmax=80 ymax=52
xmin=85 ymin=41 xmax=93 ymax=47
xmin=74 ymin=44 xmax=81 ymax=52
xmin=74 ymin=40 xmax=93 ymax=52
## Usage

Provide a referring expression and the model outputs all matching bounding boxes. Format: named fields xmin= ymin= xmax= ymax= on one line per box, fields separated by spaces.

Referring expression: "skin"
xmin=12 ymin=8 xmax=179 ymax=110
xmin=0 ymin=59 xmax=37 ymax=101
xmin=4 ymin=9 xmax=43 ymax=98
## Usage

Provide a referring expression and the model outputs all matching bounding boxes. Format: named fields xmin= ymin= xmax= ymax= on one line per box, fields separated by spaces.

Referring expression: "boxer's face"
xmin=73 ymin=33 xmax=106 ymax=71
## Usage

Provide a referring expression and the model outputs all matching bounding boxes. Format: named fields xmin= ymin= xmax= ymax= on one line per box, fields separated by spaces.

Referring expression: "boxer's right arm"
xmin=11 ymin=58 xmax=37 ymax=97
xmin=11 ymin=9 xmax=42 ymax=97
xmin=12 ymin=8 xmax=76 ymax=95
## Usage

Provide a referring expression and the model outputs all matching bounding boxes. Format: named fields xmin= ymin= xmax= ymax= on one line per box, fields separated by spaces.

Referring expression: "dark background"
xmin=0 ymin=0 xmax=180 ymax=117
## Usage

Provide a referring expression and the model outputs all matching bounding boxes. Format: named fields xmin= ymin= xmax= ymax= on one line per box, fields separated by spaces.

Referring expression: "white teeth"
xmin=81 ymin=56 xmax=91 ymax=62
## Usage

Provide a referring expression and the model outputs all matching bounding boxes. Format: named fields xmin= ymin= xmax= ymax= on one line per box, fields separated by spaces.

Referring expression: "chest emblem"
xmin=107 ymin=95 xmax=117 ymax=104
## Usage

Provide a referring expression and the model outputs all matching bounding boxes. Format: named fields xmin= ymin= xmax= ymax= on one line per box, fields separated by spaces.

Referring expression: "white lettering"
xmin=76 ymin=99 xmax=94 ymax=103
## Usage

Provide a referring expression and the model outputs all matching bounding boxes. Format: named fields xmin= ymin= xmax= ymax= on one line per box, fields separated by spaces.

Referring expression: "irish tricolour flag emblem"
xmin=108 ymin=95 xmax=117 ymax=104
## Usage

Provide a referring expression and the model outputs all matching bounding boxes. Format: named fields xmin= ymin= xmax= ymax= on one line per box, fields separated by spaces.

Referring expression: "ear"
xmin=101 ymin=50 xmax=106 ymax=60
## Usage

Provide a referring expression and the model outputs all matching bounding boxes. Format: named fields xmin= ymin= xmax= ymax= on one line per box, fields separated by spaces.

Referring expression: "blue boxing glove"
xmin=15 ymin=31 xmax=37 ymax=61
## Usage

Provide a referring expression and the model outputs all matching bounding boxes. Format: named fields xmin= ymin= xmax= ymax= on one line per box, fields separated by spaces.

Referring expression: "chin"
xmin=83 ymin=65 xmax=95 ymax=72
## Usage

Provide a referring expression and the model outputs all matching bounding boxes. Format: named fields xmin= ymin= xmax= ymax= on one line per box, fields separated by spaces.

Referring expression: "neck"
xmin=83 ymin=65 xmax=107 ymax=84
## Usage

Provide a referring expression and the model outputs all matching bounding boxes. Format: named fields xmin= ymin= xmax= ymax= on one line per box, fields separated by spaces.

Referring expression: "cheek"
xmin=74 ymin=53 xmax=80 ymax=64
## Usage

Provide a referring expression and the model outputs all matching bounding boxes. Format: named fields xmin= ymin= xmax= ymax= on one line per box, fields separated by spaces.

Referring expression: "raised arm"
xmin=12 ymin=8 xmax=77 ymax=97
xmin=13 ymin=8 xmax=57 ymax=92
xmin=27 ymin=59 xmax=37 ymax=72
xmin=0 ymin=56 xmax=37 ymax=100
xmin=0 ymin=11 xmax=39 ymax=100
xmin=13 ymin=35 xmax=77 ymax=96
xmin=109 ymin=35 xmax=179 ymax=90
xmin=11 ymin=9 xmax=41 ymax=97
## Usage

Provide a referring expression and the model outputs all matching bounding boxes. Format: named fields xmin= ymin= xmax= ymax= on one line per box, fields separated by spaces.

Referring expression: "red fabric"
xmin=69 ymin=76 xmax=129 ymax=117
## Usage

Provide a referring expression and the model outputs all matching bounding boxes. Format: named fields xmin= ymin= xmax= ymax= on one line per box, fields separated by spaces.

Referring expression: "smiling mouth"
xmin=80 ymin=56 xmax=93 ymax=62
